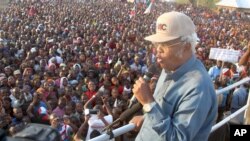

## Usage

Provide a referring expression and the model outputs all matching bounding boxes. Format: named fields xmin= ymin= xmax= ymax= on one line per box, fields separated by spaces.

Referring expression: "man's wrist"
xmin=143 ymin=101 xmax=156 ymax=113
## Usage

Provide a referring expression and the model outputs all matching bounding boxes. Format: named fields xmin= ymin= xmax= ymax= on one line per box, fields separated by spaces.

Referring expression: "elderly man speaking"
xmin=130 ymin=11 xmax=217 ymax=141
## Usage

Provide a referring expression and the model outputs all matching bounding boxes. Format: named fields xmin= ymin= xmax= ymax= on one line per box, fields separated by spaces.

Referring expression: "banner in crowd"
xmin=209 ymin=48 xmax=241 ymax=63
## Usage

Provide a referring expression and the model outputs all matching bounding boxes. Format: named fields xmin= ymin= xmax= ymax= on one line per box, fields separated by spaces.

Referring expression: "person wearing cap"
xmin=13 ymin=70 xmax=22 ymax=80
xmin=130 ymin=11 xmax=217 ymax=141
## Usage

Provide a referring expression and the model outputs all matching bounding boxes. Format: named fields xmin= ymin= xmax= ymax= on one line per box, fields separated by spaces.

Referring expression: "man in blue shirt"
xmin=208 ymin=60 xmax=222 ymax=81
xmin=130 ymin=11 xmax=217 ymax=141
xmin=231 ymin=84 xmax=248 ymax=124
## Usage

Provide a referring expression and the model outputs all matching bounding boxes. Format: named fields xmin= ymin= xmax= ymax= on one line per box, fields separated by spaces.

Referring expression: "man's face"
xmin=65 ymin=106 xmax=72 ymax=115
xmin=88 ymin=82 xmax=96 ymax=91
xmin=58 ymin=99 xmax=66 ymax=109
xmin=154 ymin=40 xmax=186 ymax=71
xmin=111 ymin=77 xmax=118 ymax=85
xmin=37 ymin=93 xmax=43 ymax=101
xmin=4 ymin=68 xmax=12 ymax=75
xmin=216 ymin=61 xmax=222 ymax=68
xmin=111 ymin=88 xmax=119 ymax=98
xmin=50 ymin=117 xmax=59 ymax=128
xmin=12 ymin=88 xmax=20 ymax=98
xmin=8 ymin=76 xmax=15 ymax=84
xmin=76 ymin=103 xmax=83 ymax=113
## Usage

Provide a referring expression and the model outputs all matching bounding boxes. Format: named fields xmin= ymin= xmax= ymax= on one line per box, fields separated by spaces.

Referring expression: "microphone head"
xmin=143 ymin=71 xmax=153 ymax=82
xmin=144 ymin=63 xmax=158 ymax=81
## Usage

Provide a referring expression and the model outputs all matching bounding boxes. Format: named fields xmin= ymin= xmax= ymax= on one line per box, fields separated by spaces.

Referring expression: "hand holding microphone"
xmin=128 ymin=71 xmax=154 ymax=108
xmin=132 ymin=77 xmax=154 ymax=106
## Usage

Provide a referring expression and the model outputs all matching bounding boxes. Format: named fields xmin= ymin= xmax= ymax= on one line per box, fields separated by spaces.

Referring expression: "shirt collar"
xmin=165 ymin=55 xmax=196 ymax=81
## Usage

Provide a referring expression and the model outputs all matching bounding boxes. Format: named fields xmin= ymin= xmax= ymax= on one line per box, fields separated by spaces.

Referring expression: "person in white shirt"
xmin=85 ymin=105 xmax=113 ymax=140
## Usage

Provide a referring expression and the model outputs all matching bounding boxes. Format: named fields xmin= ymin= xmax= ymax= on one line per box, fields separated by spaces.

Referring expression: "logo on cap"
xmin=157 ymin=23 xmax=167 ymax=31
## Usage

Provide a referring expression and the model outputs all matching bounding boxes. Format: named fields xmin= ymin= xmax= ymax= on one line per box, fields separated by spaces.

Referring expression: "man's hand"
xmin=129 ymin=115 xmax=144 ymax=131
xmin=132 ymin=77 xmax=154 ymax=105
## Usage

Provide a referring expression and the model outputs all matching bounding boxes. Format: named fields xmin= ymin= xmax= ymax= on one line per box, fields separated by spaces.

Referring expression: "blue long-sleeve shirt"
xmin=231 ymin=85 xmax=248 ymax=113
xmin=208 ymin=65 xmax=221 ymax=80
xmin=136 ymin=56 xmax=217 ymax=141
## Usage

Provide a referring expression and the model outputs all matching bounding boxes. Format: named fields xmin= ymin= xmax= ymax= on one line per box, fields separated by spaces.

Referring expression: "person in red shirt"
xmin=84 ymin=80 xmax=97 ymax=100
xmin=111 ymin=76 xmax=123 ymax=95
xmin=28 ymin=6 xmax=37 ymax=17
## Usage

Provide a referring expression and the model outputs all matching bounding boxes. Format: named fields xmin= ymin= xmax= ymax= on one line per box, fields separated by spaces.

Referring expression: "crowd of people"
xmin=0 ymin=0 xmax=249 ymax=141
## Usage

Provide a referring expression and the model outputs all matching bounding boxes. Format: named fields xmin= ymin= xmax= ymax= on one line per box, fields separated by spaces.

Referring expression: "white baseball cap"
xmin=145 ymin=11 xmax=195 ymax=43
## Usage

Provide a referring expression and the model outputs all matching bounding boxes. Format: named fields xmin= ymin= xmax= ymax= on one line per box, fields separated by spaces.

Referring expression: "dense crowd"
xmin=0 ymin=0 xmax=249 ymax=141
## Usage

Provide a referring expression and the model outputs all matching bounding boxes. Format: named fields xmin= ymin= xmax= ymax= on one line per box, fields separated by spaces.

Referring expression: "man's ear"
xmin=183 ymin=42 xmax=193 ymax=54
xmin=184 ymin=42 xmax=191 ymax=49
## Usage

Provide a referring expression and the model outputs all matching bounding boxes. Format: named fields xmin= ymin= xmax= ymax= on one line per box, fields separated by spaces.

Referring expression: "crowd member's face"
xmin=81 ymin=95 xmax=88 ymax=104
xmin=103 ymin=73 xmax=111 ymax=81
xmin=4 ymin=68 xmax=12 ymax=76
xmin=65 ymin=105 xmax=72 ymax=115
xmin=134 ymin=57 xmax=140 ymax=64
xmin=231 ymin=64 xmax=237 ymax=72
xmin=76 ymin=103 xmax=83 ymax=113
xmin=32 ymin=79 xmax=41 ymax=88
xmin=50 ymin=116 xmax=60 ymax=128
xmin=111 ymin=77 xmax=119 ymax=85
xmin=216 ymin=61 xmax=222 ymax=68
xmin=111 ymin=88 xmax=119 ymax=98
xmin=13 ymin=73 xmax=21 ymax=79
xmin=43 ymin=82 xmax=49 ymax=90
xmin=0 ymin=89 xmax=7 ymax=97
xmin=0 ymin=77 xmax=7 ymax=86
xmin=8 ymin=76 xmax=15 ymax=86
xmin=13 ymin=108 xmax=23 ymax=120
xmin=2 ymin=98 xmax=11 ymax=109
xmin=74 ymin=66 xmax=80 ymax=73
xmin=12 ymin=87 xmax=21 ymax=98
xmin=35 ymin=91 xmax=43 ymax=101
xmin=79 ymin=54 xmax=86 ymax=62
xmin=25 ymin=69 xmax=33 ymax=77
xmin=48 ymin=99 xmax=57 ymax=110
xmin=88 ymin=81 xmax=96 ymax=91
xmin=58 ymin=98 xmax=66 ymax=109
xmin=62 ymin=78 xmax=68 ymax=86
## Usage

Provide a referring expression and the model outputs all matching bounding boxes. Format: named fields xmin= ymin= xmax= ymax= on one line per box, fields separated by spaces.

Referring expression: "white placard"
xmin=209 ymin=48 xmax=240 ymax=63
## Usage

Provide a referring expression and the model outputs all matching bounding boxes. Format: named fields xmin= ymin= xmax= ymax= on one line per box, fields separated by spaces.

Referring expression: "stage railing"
xmin=90 ymin=76 xmax=250 ymax=141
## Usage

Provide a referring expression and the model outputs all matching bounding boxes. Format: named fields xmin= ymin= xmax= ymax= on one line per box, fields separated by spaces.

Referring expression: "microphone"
xmin=128 ymin=71 xmax=153 ymax=108
xmin=103 ymin=102 xmax=142 ymax=131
